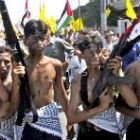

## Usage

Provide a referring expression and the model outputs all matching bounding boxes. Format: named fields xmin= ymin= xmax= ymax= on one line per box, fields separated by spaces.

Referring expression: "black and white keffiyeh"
xmin=0 ymin=115 xmax=16 ymax=140
xmin=14 ymin=102 xmax=62 ymax=140
xmin=118 ymin=106 xmax=140 ymax=140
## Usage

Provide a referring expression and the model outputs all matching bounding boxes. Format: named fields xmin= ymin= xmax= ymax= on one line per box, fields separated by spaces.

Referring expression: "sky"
xmin=4 ymin=0 xmax=89 ymax=24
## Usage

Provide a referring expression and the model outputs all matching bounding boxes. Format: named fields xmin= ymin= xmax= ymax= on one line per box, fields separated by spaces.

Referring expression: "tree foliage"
xmin=73 ymin=0 xmax=101 ymax=27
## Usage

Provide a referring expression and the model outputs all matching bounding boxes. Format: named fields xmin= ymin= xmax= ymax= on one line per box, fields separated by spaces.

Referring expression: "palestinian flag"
xmin=56 ymin=0 xmax=73 ymax=32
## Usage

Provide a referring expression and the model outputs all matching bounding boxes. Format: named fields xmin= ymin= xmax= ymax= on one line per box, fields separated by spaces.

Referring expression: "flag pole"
xmin=78 ymin=0 xmax=81 ymax=30
xmin=39 ymin=0 xmax=41 ymax=14
xmin=100 ymin=0 xmax=107 ymax=35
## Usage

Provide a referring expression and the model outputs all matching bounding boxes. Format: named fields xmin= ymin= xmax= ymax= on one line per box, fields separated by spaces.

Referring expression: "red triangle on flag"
xmin=67 ymin=0 xmax=73 ymax=16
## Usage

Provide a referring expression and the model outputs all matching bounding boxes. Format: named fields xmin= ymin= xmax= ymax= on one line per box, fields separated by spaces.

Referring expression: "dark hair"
xmin=78 ymin=36 xmax=92 ymax=53
xmin=0 ymin=46 xmax=13 ymax=61
xmin=24 ymin=19 xmax=49 ymax=38
xmin=92 ymin=35 xmax=103 ymax=46
xmin=91 ymin=35 xmax=103 ymax=53
xmin=73 ymin=41 xmax=79 ymax=48
xmin=78 ymin=35 xmax=103 ymax=53
xmin=0 ymin=45 xmax=12 ymax=54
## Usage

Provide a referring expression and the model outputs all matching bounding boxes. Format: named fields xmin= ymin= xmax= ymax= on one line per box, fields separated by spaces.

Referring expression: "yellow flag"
xmin=73 ymin=18 xmax=84 ymax=31
xmin=125 ymin=0 xmax=136 ymax=20
xmin=45 ymin=16 xmax=57 ymax=34
xmin=39 ymin=3 xmax=46 ymax=22
xmin=61 ymin=28 xmax=66 ymax=35
xmin=106 ymin=7 xmax=111 ymax=18
xmin=45 ymin=18 xmax=51 ymax=26
xmin=70 ymin=19 xmax=76 ymax=32
xmin=49 ymin=16 xmax=57 ymax=34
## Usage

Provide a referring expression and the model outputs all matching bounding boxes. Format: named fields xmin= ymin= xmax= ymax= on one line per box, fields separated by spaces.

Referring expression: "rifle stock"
xmin=90 ymin=18 xmax=139 ymax=108
xmin=0 ymin=0 xmax=38 ymax=125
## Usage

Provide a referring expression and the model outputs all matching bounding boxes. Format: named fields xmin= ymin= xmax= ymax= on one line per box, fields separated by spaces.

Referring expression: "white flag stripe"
xmin=57 ymin=13 xmax=67 ymax=31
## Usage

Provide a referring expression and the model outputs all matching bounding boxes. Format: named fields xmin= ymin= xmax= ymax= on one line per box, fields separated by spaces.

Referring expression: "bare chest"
xmin=134 ymin=79 xmax=140 ymax=102
xmin=27 ymin=63 xmax=56 ymax=83
xmin=87 ymin=77 xmax=98 ymax=103
xmin=0 ymin=102 xmax=13 ymax=121
xmin=26 ymin=63 xmax=56 ymax=97
xmin=131 ymin=67 xmax=140 ymax=102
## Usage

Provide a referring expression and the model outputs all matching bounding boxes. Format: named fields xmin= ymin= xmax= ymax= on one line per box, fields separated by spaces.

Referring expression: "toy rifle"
xmin=90 ymin=16 xmax=140 ymax=108
xmin=0 ymin=0 xmax=38 ymax=125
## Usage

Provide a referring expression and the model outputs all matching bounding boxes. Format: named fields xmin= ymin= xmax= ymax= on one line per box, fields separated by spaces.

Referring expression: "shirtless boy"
xmin=68 ymin=36 xmax=138 ymax=140
xmin=0 ymin=46 xmax=24 ymax=139
xmin=116 ymin=59 xmax=140 ymax=140
xmin=20 ymin=20 xmax=68 ymax=140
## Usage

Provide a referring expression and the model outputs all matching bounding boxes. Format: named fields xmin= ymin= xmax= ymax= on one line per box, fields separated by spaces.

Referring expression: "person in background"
xmin=102 ymin=32 xmax=115 ymax=53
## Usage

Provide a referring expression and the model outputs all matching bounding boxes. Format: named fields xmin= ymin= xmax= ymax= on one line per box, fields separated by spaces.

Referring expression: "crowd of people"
xmin=0 ymin=19 xmax=140 ymax=140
